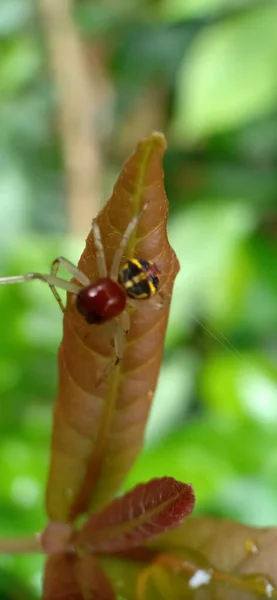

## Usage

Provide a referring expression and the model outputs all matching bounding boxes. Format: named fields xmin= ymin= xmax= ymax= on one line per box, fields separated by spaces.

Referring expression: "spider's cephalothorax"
xmin=76 ymin=278 xmax=126 ymax=325
xmin=118 ymin=258 xmax=160 ymax=300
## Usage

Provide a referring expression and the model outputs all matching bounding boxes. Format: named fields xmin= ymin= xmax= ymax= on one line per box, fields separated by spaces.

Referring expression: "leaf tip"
xmin=149 ymin=130 xmax=167 ymax=149
xmin=138 ymin=130 xmax=167 ymax=158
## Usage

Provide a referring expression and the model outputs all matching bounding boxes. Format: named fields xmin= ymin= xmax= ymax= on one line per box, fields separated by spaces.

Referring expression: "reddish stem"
xmin=0 ymin=534 xmax=42 ymax=554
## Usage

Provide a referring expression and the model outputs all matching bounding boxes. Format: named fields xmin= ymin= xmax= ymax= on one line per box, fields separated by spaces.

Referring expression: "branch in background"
xmin=39 ymin=0 xmax=110 ymax=237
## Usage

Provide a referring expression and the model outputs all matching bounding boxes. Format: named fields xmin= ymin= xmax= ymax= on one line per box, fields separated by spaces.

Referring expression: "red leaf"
xmin=75 ymin=477 xmax=195 ymax=553
xmin=45 ymin=132 xmax=180 ymax=522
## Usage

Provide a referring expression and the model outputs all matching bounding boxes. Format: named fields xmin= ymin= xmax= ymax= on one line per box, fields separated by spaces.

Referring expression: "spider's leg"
xmin=127 ymin=291 xmax=168 ymax=311
xmin=113 ymin=314 xmax=126 ymax=362
xmin=95 ymin=313 xmax=128 ymax=387
xmin=150 ymin=291 xmax=170 ymax=310
xmin=0 ymin=272 xmax=80 ymax=312
xmin=50 ymin=257 xmax=90 ymax=312
xmin=121 ymin=309 xmax=131 ymax=335
xmin=51 ymin=256 xmax=90 ymax=285
xmin=91 ymin=221 xmax=107 ymax=278
xmin=110 ymin=202 xmax=149 ymax=281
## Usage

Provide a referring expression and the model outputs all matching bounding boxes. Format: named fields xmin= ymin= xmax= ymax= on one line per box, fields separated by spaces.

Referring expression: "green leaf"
xmin=159 ymin=0 xmax=255 ymax=21
xmin=124 ymin=423 xmax=237 ymax=509
xmin=100 ymin=555 xmax=146 ymax=600
xmin=125 ymin=418 xmax=277 ymax=524
xmin=0 ymin=0 xmax=31 ymax=37
xmin=173 ymin=5 xmax=277 ymax=141
xmin=201 ymin=353 xmax=277 ymax=422
xmin=0 ymin=38 xmax=40 ymax=96
xmin=144 ymin=351 xmax=196 ymax=447
xmin=167 ymin=200 xmax=255 ymax=334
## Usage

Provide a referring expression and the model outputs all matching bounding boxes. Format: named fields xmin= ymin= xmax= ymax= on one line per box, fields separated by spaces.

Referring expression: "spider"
xmin=0 ymin=203 xmax=162 ymax=375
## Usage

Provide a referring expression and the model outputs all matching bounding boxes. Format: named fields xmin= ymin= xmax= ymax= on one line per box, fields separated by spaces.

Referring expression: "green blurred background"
xmin=1 ymin=0 xmax=277 ymax=596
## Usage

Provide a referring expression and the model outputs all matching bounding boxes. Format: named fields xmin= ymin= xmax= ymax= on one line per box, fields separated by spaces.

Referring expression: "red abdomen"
xmin=76 ymin=278 xmax=126 ymax=324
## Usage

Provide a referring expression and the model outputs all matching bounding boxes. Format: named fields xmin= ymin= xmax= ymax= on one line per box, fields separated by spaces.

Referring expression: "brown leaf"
xmin=140 ymin=553 xmax=277 ymax=600
xmin=147 ymin=517 xmax=277 ymax=598
xmin=75 ymin=555 xmax=116 ymax=600
xmin=43 ymin=517 xmax=276 ymax=600
xmin=45 ymin=132 xmax=179 ymax=522
xmin=43 ymin=555 xmax=82 ymax=600
xmin=75 ymin=477 xmax=195 ymax=553
xmin=43 ymin=554 xmax=116 ymax=600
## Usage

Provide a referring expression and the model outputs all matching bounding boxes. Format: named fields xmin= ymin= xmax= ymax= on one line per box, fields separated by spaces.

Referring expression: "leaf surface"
xmin=173 ymin=5 xmax=277 ymax=141
xmin=137 ymin=553 xmax=277 ymax=599
xmin=75 ymin=477 xmax=195 ymax=553
xmin=45 ymin=132 xmax=179 ymax=522
xmin=43 ymin=555 xmax=82 ymax=600
xmin=147 ymin=517 xmax=277 ymax=597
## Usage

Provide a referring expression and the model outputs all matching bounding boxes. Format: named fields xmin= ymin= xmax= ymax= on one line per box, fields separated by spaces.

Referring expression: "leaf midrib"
xmin=72 ymin=136 xmax=159 ymax=517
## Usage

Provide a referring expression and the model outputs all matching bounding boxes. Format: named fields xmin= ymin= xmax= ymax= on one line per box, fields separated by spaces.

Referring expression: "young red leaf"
xmin=45 ymin=132 xmax=180 ymax=522
xmin=43 ymin=554 xmax=116 ymax=600
xmin=75 ymin=477 xmax=195 ymax=553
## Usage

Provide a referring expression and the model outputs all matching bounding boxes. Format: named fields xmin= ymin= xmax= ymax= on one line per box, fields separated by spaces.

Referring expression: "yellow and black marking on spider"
xmin=118 ymin=258 xmax=160 ymax=299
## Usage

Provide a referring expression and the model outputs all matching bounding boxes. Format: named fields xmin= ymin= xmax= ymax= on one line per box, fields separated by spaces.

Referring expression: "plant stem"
xmin=39 ymin=0 xmax=109 ymax=237
xmin=0 ymin=534 xmax=42 ymax=554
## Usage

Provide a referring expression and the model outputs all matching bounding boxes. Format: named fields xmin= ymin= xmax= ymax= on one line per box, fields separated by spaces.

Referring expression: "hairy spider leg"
xmin=50 ymin=256 xmax=90 ymax=312
xmin=110 ymin=202 xmax=149 ymax=281
xmin=91 ymin=220 xmax=108 ymax=278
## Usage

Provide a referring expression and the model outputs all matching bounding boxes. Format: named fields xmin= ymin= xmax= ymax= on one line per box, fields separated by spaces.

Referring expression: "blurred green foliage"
xmin=1 ymin=0 xmax=277 ymax=596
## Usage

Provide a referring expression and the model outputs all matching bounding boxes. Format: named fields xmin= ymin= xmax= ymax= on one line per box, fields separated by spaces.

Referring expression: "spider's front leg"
xmin=0 ymin=271 xmax=80 ymax=303
xmin=50 ymin=256 xmax=90 ymax=312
